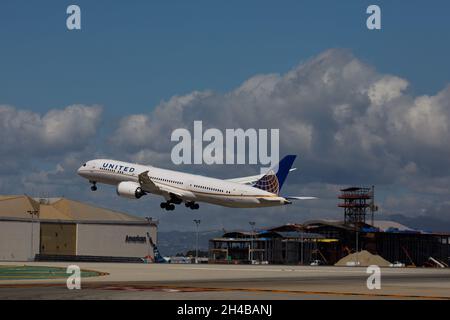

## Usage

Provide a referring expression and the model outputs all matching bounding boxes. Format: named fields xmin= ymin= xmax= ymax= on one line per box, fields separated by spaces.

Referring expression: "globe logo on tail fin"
xmin=253 ymin=170 xmax=280 ymax=195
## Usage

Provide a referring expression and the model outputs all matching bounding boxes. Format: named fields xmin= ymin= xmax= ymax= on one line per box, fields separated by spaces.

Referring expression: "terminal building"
xmin=0 ymin=195 xmax=158 ymax=262
xmin=209 ymin=187 xmax=450 ymax=267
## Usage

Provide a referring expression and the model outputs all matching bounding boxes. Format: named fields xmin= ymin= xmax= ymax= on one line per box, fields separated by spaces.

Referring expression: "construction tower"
xmin=339 ymin=186 xmax=377 ymax=225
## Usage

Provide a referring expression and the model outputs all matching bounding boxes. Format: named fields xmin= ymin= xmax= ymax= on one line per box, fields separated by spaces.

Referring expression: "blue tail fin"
xmin=253 ymin=155 xmax=297 ymax=195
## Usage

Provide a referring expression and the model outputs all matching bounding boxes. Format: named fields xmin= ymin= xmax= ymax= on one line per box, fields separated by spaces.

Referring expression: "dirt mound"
xmin=335 ymin=250 xmax=391 ymax=267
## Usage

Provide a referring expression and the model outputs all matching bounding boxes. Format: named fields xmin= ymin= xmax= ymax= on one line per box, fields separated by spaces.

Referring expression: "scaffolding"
xmin=339 ymin=186 xmax=376 ymax=225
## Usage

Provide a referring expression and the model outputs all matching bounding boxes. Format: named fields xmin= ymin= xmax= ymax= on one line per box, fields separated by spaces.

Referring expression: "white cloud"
xmin=2 ymin=49 xmax=450 ymax=227
xmin=368 ymin=76 xmax=408 ymax=106
xmin=0 ymin=104 xmax=102 ymax=156
xmin=111 ymin=49 xmax=450 ymax=178
xmin=405 ymin=91 xmax=449 ymax=147
xmin=108 ymin=48 xmax=450 ymax=222
xmin=0 ymin=105 xmax=102 ymax=196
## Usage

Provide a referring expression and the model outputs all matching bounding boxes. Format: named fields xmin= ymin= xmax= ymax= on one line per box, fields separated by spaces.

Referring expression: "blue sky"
xmin=1 ymin=1 xmax=449 ymax=116
xmin=1 ymin=1 xmax=450 ymax=231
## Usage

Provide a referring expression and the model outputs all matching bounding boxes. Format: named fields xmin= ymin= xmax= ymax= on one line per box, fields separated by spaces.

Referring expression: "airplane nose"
xmin=77 ymin=165 xmax=87 ymax=177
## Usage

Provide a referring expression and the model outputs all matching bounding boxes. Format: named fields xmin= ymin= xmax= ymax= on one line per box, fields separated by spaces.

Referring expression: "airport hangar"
xmin=0 ymin=195 xmax=158 ymax=262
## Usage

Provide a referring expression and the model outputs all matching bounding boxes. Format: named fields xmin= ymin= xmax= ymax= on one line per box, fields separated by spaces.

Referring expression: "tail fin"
xmin=253 ymin=155 xmax=296 ymax=195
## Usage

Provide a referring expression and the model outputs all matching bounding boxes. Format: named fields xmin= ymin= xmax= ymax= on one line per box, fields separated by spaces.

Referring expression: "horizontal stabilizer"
xmin=285 ymin=196 xmax=318 ymax=200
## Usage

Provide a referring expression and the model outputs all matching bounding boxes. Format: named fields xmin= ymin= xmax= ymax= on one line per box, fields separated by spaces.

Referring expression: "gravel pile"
xmin=335 ymin=250 xmax=391 ymax=267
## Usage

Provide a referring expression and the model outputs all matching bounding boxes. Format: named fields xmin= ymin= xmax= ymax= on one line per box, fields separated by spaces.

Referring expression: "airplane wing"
xmin=138 ymin=171 xmax=184 ymax=201
xmin=227 ymin=168 xmax=297 ymax=185
xmin=138 ymin=171 xmax=159 ymax=193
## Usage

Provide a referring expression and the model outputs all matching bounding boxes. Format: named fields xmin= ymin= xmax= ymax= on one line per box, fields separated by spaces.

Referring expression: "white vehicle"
xmin=390 ymin=261 xmax=405 ymax=268
xmin=310 ymin=260 xmax=324 ymax=266
xmin=77 ymin=155 xmax=316 ymax=211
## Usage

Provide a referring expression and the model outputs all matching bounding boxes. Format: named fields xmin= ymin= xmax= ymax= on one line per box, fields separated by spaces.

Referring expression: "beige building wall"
xmin=0 ymin=221 xmax=40 ymax=261
xmin=76 ymin=224 xmax=156 ymax=258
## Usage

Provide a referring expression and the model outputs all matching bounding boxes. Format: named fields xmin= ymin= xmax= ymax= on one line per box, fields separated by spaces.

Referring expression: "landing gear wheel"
xmin=161 ymin=202 xmax=175 ymax=211
xmin=188 ymin=202 xmax=199 ymax=210
xmin=90 ymin=181 xmax=97 ymax=191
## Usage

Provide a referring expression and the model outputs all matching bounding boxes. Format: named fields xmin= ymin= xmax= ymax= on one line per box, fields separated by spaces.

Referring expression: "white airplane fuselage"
xmin=77 ymin=159 xmax=290 ymax=209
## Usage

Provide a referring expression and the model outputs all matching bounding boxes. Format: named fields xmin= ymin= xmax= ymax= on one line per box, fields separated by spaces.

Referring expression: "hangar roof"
xmin=265 ymin=220 xmax=424 ymax=234
xmin=0 ymin=195 xmax=157 ymax=225
xmin=371 ymin=220 xmax=416 ymax=232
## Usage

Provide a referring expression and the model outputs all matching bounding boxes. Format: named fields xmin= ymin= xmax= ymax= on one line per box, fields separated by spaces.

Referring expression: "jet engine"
xmin=116 ymin=181 xmax=145 ymax=199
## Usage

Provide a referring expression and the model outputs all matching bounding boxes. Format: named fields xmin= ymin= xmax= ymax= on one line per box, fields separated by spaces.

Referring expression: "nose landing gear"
xmin=90 ymin=182 xmax=97 ymax=191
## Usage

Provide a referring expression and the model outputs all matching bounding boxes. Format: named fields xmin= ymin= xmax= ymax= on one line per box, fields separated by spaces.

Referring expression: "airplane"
xmin=77 ymin=155 xmax=316 ymax=211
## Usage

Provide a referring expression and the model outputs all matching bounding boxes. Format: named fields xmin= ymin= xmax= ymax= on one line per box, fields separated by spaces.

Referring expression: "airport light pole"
xmin=249 ymin=221 xmax=256 ymax=263
xmin=193 ymin=219 xmax=201 ymax=264
xmin=300 ymin=231 xmax=304 ymax=265
xmin=353 ymin=220 xmax=360 ymax=266
xmin=27 ymin=210 xmax=39 ymax=261
xmin=145 ymin=217 xmax=153 ymax=259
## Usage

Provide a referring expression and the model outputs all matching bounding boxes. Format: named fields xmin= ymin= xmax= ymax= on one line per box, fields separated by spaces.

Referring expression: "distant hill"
xmin=156 ymin=230 xmax=223 ymax=256
xmin=380 ymin=214 xmax=450 ymax=233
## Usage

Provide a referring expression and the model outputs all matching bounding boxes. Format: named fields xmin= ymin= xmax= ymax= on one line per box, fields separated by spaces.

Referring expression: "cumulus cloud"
xmin=0 ymin=105 xmax=102 ymax=196
xmin=0 ymin=104 xmax=102 ymax=156
xmin=2 ymin=49 xmax=450 ymax=228
xmin=109 ymin=48 xmax=450 ymax=223
xmin=112 ymin=49 xmax=449 ymax=177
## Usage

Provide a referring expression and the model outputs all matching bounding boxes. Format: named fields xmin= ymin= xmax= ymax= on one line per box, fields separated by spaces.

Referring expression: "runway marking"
xmin=166 ymin=266 xmax=436 ymax=275
xmin=1 ymin=282 xmax=448 ymax=300
xmin=96 ymin=284 xmax=450 ymax=300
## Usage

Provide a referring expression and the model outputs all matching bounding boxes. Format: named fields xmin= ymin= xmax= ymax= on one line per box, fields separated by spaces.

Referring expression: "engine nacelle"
xmin=116 ymin=181 xmax=145 ymax=199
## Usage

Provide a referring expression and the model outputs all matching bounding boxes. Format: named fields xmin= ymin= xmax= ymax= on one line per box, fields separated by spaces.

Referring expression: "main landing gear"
xmin=160 ymin=201 xmax=199 ymax=211
xmin=185 ymin=202 xmax=200 ymax=210
xmin=90 ymin=181 xmax=97 ymax=191
xmin=160 ymin=201 xmax=175 ymax=211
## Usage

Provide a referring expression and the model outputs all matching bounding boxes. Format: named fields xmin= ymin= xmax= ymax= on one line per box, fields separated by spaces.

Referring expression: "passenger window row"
xmin=193 ymin=185 xmax=231 ymax=194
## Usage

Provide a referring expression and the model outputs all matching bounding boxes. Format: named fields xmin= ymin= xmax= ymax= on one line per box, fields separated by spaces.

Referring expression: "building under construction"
xmin=209 ymin=187 xmax=450 ymax=267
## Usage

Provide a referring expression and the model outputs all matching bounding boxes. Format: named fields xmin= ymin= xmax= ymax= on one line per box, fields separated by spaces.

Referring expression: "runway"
xmin=0 ymin=262 xmax=449 ymax=299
